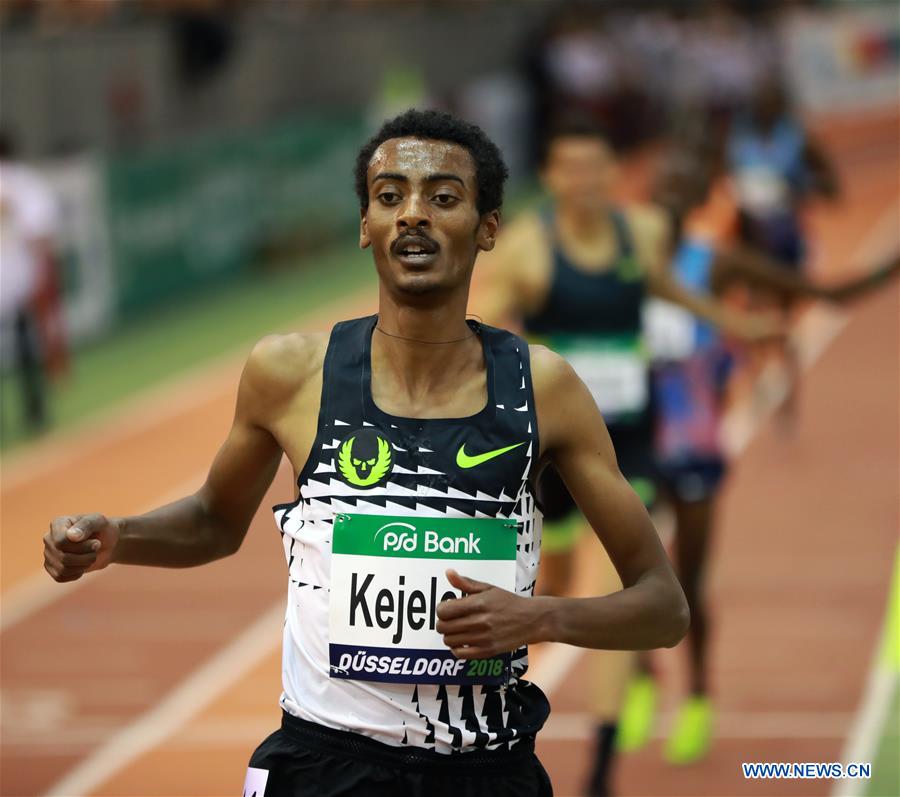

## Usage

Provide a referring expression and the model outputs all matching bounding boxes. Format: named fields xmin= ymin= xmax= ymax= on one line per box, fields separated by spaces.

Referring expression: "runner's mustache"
xmin=390 ymin=231 xmax=440 ymax=255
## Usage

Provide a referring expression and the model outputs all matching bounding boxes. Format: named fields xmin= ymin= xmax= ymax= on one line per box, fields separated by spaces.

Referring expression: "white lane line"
xmin=527 ymin=644 xmax=587 ymax=698
xmin=831 ymin=670 xmax=897 ymax=797
xmin=43 ymin=602 xmax=284 ymax=797
xmin=832 ymin=548 xmax=899 ymax=797
xmin=0 ymin=478 xmax=206 ymax=632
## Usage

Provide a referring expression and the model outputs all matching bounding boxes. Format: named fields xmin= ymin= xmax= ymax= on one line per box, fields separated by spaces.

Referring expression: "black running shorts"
xmin=244 ymin=711 xmax=553 ymax=797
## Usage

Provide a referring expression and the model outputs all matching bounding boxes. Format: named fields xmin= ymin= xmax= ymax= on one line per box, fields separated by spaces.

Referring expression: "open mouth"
xmin=391 ymin=234 xmax=439 ymax=266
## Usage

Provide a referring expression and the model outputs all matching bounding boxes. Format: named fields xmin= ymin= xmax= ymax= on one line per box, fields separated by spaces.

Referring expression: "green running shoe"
xmin=664 ymin=695 xmax=713 ymax=764
xmin=616 ymin=674 xmax=657 ymax=752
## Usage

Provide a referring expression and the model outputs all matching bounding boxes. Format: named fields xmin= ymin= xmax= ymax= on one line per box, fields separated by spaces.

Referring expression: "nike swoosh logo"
xmin=456 ymin=442 xmax=525 ymax=469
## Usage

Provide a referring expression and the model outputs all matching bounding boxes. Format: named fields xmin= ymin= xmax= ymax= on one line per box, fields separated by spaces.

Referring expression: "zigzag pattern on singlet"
xmin=272 ymin=316 xmax=550 ymax=754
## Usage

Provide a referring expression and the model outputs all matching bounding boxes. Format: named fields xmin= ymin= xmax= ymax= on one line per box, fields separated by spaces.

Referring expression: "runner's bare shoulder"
xmin=494 ymin=211 xmax=553 ymax=308
xmin=625 ymin=203 xmax=672 ymax=249
xmin=528 ymin=344 xmax=586 ymax=456
xmin=528 ymin=344 xmax=580 ymax=404
xmin=620 ymin=203 xmax=673 ymax=276
xmin=528 ymin=343 xmax=574 ymax=386
xmin=243 ymin=332 xmax=328 ymax=405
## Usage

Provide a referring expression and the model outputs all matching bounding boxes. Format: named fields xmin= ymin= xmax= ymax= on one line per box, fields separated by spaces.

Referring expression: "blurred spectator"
xmin=674 ymin=2 xmax=777 ymax=125
xmin=529 ymin=2 xmax=647 ymax=153
xmin=0 ymin=131 xmax=64 ymax=435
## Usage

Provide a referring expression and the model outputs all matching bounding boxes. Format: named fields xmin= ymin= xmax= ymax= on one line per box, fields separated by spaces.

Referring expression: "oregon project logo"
xmin=336 ymin=427 xmax=393 ymax=488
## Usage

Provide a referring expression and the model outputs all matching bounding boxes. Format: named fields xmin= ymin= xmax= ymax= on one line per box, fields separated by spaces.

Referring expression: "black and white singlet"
xmin=272 ymin=316 xmax=550 ymax=754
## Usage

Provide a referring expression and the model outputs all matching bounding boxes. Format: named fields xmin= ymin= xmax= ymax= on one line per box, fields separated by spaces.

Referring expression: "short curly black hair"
xmin=354 ymin=109 xmax=508 ymax=215
xmin=539 ymin=114 xmax=615 ymax=165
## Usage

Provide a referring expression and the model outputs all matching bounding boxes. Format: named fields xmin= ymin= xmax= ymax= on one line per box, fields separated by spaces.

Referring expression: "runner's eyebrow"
xmin=425 ymin=173 xmax=465 ymax=186
xmin=372 ymin=172 xmax=465 ymax=186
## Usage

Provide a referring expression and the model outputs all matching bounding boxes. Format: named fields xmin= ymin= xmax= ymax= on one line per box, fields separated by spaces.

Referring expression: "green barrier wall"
xmin=105 ymin=114 xmax=365 ymax=316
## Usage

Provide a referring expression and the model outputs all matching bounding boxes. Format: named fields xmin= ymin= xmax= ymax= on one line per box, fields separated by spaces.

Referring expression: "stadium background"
xmin=1 ymin=1 xmax=897 ymax=795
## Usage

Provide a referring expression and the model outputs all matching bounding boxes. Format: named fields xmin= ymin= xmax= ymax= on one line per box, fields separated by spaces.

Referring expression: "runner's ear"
xmin=359 ymin=208 xmax=371 ymax=249
xmin=476 ymin=209 xmax=501 ymax=253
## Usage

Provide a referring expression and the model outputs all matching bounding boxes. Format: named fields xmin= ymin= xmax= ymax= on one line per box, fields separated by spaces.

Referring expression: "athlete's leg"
xmin=14 ymin=308 xmax=47 ymax=432
xmin=585 ymin=546 xmax=637 ymax=797
xmin=664 ymin=494 xmax=716 ymax=766
xmin=673 ymin=493 xmax=715 ymax=696
xmin=586 ymin=420 xmax=659 ymax=795
xmin=661 ymin=459 xmax=725 ymax=764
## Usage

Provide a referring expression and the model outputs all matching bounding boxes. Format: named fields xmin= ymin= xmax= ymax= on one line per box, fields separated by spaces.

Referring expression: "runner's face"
xmin=360 ymin=138 xmax=499 ymax=297
xmin=542 ymin=136 xmax=617 ymax=214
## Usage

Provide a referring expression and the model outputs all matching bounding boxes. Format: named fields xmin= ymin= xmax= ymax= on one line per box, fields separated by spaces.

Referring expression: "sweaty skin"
xmin=44 ymin=137 xmax=689 ymax=658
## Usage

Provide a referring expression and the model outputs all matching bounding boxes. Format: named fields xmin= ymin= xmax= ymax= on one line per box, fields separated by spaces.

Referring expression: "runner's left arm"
xmin=712 ymin=246 xmax=900 ymax=303
xmin=634 ymin=205 xmax=784 ymax=342
xmin=712 ymin=244 xmax=834 ymax=298
xmin=436 ymin=347 xmax=689 ymax=659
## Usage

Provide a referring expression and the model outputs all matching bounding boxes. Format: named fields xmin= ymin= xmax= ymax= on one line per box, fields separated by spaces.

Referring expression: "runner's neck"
xmin=556 ymin=206 xmax=616 ymax=244
xmin=372 ymin=300 xmax=485 ymax=405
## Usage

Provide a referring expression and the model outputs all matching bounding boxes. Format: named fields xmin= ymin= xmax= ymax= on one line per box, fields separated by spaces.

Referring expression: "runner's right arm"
xmin=43 ymin=336 xmax=308 ymax=582
xmin=472 ymin=212 xmax=549 ymax=327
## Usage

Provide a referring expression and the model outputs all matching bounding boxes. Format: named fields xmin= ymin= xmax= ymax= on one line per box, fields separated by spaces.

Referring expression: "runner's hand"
xmin=436 ymin=569 xmax=547 ymax=659
xmin=43 ymin=513 xmax=120 ymax=582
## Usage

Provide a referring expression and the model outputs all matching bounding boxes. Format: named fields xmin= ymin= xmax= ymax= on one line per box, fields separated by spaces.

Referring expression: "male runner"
xmin=727 ymin=76 xmax=840 ymax=428
xmin=645 ymin=142 xmax=897 ymax=765
xmin=477 ymin=118 xmax=781 ymax=796
xmin=43 ymin=110 xmax=689 ymax=797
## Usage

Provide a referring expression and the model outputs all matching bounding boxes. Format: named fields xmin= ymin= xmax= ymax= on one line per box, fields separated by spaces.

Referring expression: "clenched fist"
xmin=43 ymin=513 xmax=120 ymax=582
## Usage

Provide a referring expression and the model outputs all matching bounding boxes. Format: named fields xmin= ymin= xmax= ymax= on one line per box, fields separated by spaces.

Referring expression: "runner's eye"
xmin=433 ymin=193 xmax=457 ymax=205
xmin=378 ymin=192 xmax=401 ymax=204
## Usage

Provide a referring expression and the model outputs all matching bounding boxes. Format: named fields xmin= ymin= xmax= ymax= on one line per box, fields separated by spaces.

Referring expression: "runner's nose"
xmin=397 ymin=193 xmax=430 ymax=231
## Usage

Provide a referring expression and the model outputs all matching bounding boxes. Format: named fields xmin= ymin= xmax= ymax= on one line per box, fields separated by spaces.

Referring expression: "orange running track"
xmin=1 ymin=110 xmax=896 ymax=797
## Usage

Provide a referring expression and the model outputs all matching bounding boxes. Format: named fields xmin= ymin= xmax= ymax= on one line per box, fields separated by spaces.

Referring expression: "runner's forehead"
xmin=548 ymin=136 xmax=614 ymax=164
xmin=367 ymin=138 xmax=476 ymax=186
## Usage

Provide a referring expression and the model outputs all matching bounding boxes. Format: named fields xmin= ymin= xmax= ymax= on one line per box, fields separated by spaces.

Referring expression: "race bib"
xmin=329 ymin=513 xmax=518 ymax=686
xmin=735 ymin=167 xmax=790 ymax=215
xmin=643 ymin=299 xmax=697 ymax=362
xmin=550 ymin=334 xmax=648 ymax=418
